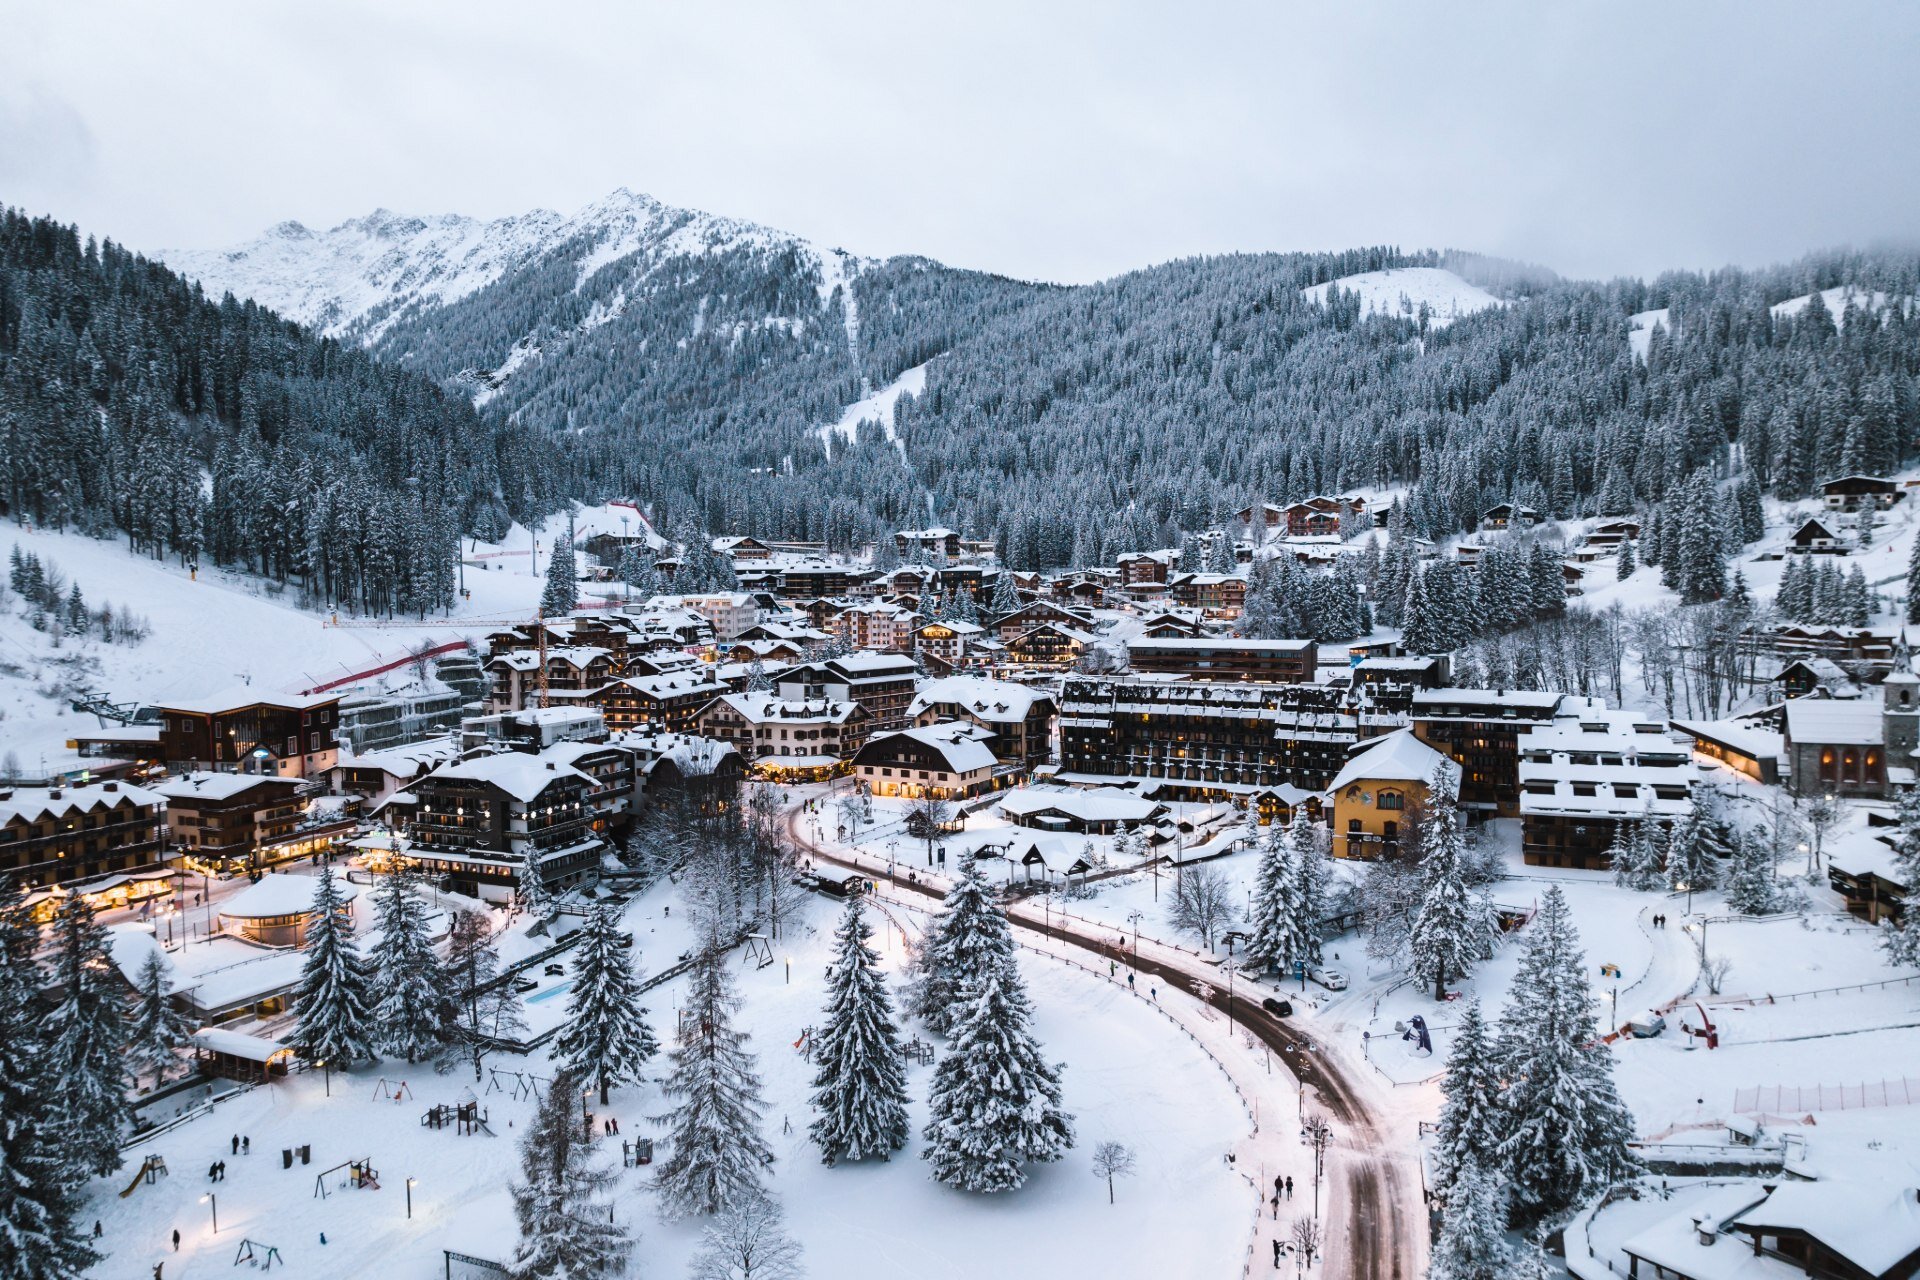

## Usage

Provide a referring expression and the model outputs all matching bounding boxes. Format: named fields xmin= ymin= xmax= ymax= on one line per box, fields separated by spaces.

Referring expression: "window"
xmin=1347 ymin=819 xmax=1362 ymax=834
xmin=1378 ymin=790 xmax=1403 ymax=811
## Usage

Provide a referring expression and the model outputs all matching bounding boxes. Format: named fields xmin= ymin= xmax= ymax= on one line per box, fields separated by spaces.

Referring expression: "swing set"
xmin=233 ymin=1238 xmax=284 ymax=1270
xmin=484 ymin=1067 xmax=552 ymax=1102
xmin=372 ymin=1078 xmax=415 ymax=1103
xmin=313 ymin=1158 xmax=380 ymax=1198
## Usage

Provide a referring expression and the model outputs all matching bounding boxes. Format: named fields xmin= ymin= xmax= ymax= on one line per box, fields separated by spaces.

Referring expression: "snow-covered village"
xmin=5 ymin=7 xmax=1920 ymax=1280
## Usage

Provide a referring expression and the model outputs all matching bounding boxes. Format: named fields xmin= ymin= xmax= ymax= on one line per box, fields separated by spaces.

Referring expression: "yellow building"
xmin=1327 ymin=730 xmax=1455 ymax=860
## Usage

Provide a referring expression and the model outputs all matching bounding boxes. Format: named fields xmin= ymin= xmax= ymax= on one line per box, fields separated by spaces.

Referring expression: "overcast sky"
xmin=4 ymin=1 xmax=1918 ymax=284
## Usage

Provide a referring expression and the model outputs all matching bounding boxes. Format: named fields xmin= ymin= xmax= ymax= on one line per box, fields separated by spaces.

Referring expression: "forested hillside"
xmin=0 ymin=208 xmax=561 ymax=614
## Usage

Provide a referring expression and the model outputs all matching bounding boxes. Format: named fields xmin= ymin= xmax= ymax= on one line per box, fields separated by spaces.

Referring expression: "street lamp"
xmin=201 ymin=1192 xmax=218 ymax=1235
xmin=318 ymin=1058 xmax=330 ymax=1097
xmin=406 ymin=1177 xmax=417 ymax=1220
xmin=785 ymin=956 xmax=792 ymax=985
xmin=1127 ymin=910 xmax=1143 ymax=970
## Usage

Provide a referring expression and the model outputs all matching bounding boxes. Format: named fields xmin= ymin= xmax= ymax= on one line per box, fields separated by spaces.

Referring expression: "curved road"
xmin=786 ymin=806 xmax=1422 ymax=1280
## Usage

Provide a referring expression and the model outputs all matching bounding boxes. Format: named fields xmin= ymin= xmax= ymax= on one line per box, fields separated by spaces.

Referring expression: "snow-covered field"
xmin=85 ymin=882 xmax=1249 ymax=1280
xmin=1300 ymin=267 xmax=1503 ymax=328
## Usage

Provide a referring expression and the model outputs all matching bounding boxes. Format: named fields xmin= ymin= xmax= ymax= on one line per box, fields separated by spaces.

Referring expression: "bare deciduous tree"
xmin=1091 ymin=1141 xmax=1136 ymax=1204
xmin=1289 ymin=1214 xmax=1322 ymax=1267
xmin=689 ymin=1196 xmax=805 ymax=1280
xmin=1168 ymin=865 xmax=1233 ymax=950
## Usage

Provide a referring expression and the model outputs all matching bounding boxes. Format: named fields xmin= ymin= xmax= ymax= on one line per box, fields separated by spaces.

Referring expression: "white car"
xmin=1307 ymin=965 xmax=1348 ymax=991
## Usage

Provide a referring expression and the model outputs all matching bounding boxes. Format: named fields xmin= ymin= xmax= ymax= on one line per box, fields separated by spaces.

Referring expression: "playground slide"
xmin=118 ymin=1161 xmax=153 ymax=1198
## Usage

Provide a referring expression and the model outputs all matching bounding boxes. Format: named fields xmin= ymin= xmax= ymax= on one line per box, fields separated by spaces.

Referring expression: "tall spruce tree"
xmin=1291 ymin=813 xmax=1332 ymax=970
xmin=921 ymin=953 xmax=1074 ymax=1192
xmin=1496 ymin=887 xmax=1638 ymax=1219
xmin=1428 ymin=1160 xmax=1513 ymax=1280
xmin=1430 ymin=999 xmax=1503 ymax=1191
xmin=367 ymin=869 xmax=452 ymax=1063
xmin=905 ymin=854 xmax=1017 ymax=1038
xmin=808 ymin=900 xmax=911 ymax=1163
xmin=127 ymin=951 xmax=195 ymax=1086
xmin=506 ymin=1067 xmax=631 ymax=1280
xmin=654 ymin=942 xmax=773 ymax=1217
xmin=540 ymin=535 xmax=580 ymax=617
xmin=1244 ymin=816 xmax=1307 ymax=976
xmin=1664 ymin=806 xmax=1721 ymax=895
xmin=1409 ymin=801 xmax=1485 ymax=1001
xmin=0 ymin=883 xmax=97 ymax=1279
xmin=41 ymin=894 xmax=128 ymax=1176
xmin=1724 ymin=827 xmax=1781 ymax=917
xmin=290 ymin=864 xmax=378 ymax=1066
xmin=557 ymin=902 xmax=659 ymax=1105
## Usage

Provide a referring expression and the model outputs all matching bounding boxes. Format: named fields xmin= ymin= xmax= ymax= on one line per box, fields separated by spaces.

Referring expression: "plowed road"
xmin=787 ymin=808 xmax=1423 ymax=1280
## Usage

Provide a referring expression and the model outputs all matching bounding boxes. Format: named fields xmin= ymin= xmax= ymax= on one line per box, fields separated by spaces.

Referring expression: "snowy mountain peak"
xmin=161 ymin=188 xmax=859 ymax=341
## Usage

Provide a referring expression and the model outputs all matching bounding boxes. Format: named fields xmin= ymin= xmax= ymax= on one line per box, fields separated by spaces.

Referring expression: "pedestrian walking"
xmin=1286 ymin=1175 xmax=1294 ymax=1199
xmin=1271 ymin=1192 xmax=1280 ymax=1220
xmin=231 ymin=1134 xmax=239 ymax=1155
xmin=154 ymin=1264 xmax=164 ymax=1280
xmin=1275 ymin=1173 xmax=1284 ymax=1196
xmin=219 ymin=1161 xmax=227 ymax=1182
xmin=320 ymin=1233 xmax=328 ymax=1246
xmin=93 ymin=1220 xmax=102 ymax=1238
xmin=611 ymin=1117 xmax=619 ymax=1135
xmin=242 ymin=1136 xmax=249 ymax=1154
xmin=1151 ymin=986 xmax=1158 ymax=1001
xmin=1273 ymin=1239 xmax=1283 ymax=1268
xmin=173 ymin=1228 xmax=181 ymax=1250
xmin=1127 ymin=973 xmax=1135 ymax=989
xmin=206 ymin=1162 xmax=217 ymax=1182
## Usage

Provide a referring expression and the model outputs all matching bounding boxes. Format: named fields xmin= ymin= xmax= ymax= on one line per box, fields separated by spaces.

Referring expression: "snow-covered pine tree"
xmin=1496 ymin=886 xmax=1638 ymax=1219
xmin=921 ymin=952 xmax=1074 ymax=1192
xmin=905 ymin=853 xmax=1017 ymax=1038
xmin=1907 ymin=534 xmax=1920 ymax=625
xmin=1400 ymin=567 xmax=1440 ymax=654
xmin=519 ymin=862 xmax=556 ymax=924
xmin=0 ymin=882 xmax=97 ymax=1279
xmin=1427 ymin=1159 xmax=1513 ymax=1280
xmin=1409 ymin=801 xmax=1484 ymax=1001
xmin=1244 ymin=811 xmax=1312 ymax=976
xmin=1430 ymin=999 xmax=1503 ymax=1190
xmin=506 ymin=1067 xmax=631 ymax=1280
xmin=653 ymin=941 xmax=773 ymax=1217
xmin=127 ymin=951 xmax=194 ymax=1086
xmin=1615 ymin=536 xmax=1636 ymax=579
xmin=744 ymin=656 xmax=772 ymax=693
xmin=808 ymin=899 xmax=911 ymax=1163
xmin=1664 ymin=806 xmax=1720 ymax=895
xmin=1292 ymin=816 xmax=1332 ymax=970
xmin=1882 ymin=786 xmax=1920 ymax=968
xmin=289 ymin=863 xmax=378 ymax=1066
xmin=557 ymin=901 xmax=659 ymax=1105
xmin=1724 ymin=827 xmax=1781 ymax=917
xmin=367 ymin=868 xmax=452 ymax=1063
xmin=41 ymin=893 xmax=128 ymax=1176
xmin=989 ymin=568 xmax=1021 ymax=618
xmin=540 ymin=535 xmax=579 ymax=617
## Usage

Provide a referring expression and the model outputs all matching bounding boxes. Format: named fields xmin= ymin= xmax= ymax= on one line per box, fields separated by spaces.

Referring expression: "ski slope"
xmin=818 ymin=362 xmax=927 ymax=460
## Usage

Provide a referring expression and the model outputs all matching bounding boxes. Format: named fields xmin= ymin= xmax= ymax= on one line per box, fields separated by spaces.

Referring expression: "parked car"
xmin=1261 ymin=996 xmax=1294 ymax=1018
xmin=1307 ymin=965 xmax=1348 ymax=991
xmin=1624 ymin=1011 xmax=1666 ymax=1038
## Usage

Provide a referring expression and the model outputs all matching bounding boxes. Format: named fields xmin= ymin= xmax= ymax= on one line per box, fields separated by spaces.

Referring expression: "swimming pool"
xmin=526 ymin=978 xmax=574 ymax=1005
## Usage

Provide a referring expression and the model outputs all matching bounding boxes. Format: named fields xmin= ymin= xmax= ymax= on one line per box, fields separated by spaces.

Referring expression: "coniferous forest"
xmin=8 ymin=199 xmax=1920 ymax=601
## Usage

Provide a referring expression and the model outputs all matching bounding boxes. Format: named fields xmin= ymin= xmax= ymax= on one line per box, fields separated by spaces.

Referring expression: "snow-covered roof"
xmin=1783 ymin=698 xmax=1884 ymax=746
xmin=910 ymin=676 xmax=1047 ymax=723
xmin=423 ymin=752 xmax=596 ymax=801
xmin=162 ymin=686 xmax=338 ymax=714
xmin=1412 ymin=689 xmax=1564 ymax=714
xmin=1672 ymin=718 xmax=1785 ymax=762
xmin=997 ymin=787 xmax=1162 ymax=825
xmin=336 ymin=736 xmax=464 ymax=779
xmin=714 ymin=694 xmax=861 ymax=725
xmin=191 ymin=1027 xmax=295 ymax=1063
xmin=0 ymin=780 xmax=160 ymax=827
xmin=153 ymin=771 xmax=303 ymax=802
xmin=1327 ymin=730 xmax=1452 ymax=794
xmin=860 ymin=723 xmax=998 ymax=775
xmin=609 ymin=671 xmax=728 ymax=698
xmin=1129 ymin=637 xmax=1311 ymax=653
xmin=1733 ymin=1182 xmax=1920 ymax=1277
xmin=218 ymin=872 xmax=360 ymax=920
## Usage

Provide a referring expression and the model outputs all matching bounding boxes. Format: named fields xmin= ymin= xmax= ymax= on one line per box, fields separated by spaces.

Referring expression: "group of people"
xmin=1652 ymin=913 xmax=1670 ymax=928
xmin=1270 ymin=1174 xmax=1299 ymax=1268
